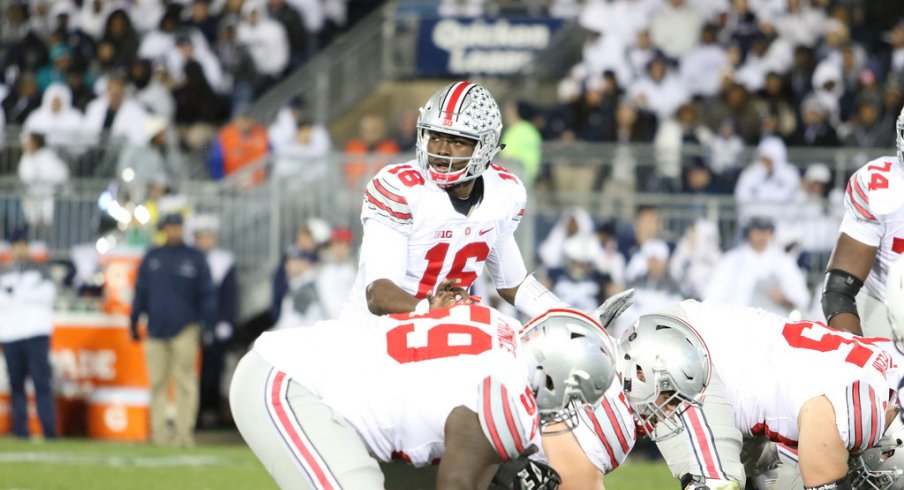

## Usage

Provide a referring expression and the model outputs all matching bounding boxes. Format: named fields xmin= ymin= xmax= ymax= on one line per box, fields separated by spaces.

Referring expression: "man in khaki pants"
xmin=131 ymin=213 xmax=217 ymax=447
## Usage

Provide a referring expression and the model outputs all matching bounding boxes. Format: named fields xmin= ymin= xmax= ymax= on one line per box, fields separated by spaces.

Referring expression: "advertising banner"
xmin=415 ymin=17 xmax=564 ymax=76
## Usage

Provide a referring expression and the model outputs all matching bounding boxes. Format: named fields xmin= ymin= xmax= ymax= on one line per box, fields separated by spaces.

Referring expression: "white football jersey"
xmin=253 ymin=304 xmax=539 ymax=467
xmin=569 ymin=382 xmax=636 ymax=474
xmin=677 ymin=299 xmax=901 ymax=450
xmin=840 ymin=156 xmax=904 ymax=301
xmin=346 ymin=160 xmax=526 ymax=313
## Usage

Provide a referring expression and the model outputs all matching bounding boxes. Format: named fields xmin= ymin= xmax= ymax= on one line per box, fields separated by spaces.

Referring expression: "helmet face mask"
xmin=618 ymin=314 xmax=711 ymax=441
xmin=849 ymin=417 xmax=904 ymax=490
xmin=520 ymin=309 xmax=617 ymax=429
xmin=416 ymin=82 xmax=503 ymax=188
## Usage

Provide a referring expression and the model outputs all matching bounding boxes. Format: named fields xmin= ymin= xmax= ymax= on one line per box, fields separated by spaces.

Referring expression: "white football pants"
xmin=230 ymin=350 xmax=385 ymax=490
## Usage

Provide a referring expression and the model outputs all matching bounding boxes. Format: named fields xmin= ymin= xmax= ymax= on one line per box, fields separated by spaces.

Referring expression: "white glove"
xmin=593 ymin=288 xmax=636 ymax=330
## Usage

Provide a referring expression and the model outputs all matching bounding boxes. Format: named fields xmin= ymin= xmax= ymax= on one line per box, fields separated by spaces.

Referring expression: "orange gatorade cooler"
xmin=86 ymin=388 xmax=149 ymax=441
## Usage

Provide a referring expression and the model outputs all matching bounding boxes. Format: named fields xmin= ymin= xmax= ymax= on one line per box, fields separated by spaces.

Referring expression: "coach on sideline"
xmin=131 ymin=213 xmax=217 ymax=447
xmin=0 ymin=228 xmax=57 ymax=440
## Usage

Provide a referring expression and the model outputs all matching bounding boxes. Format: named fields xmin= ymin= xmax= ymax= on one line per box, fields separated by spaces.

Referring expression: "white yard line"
xmin=0 ymin=452 xmax=240 ymax=467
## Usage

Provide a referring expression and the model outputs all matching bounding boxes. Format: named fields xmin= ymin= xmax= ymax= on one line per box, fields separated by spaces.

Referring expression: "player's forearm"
xmin=365 ymin=279 xmax=421 ymax=315
xmin=827 ymin=313 xmax=862 ymax=336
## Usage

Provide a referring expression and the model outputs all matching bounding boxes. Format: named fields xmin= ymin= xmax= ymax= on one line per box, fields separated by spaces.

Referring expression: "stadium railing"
xmin=0 ymin=142 xmax=891 ymax=318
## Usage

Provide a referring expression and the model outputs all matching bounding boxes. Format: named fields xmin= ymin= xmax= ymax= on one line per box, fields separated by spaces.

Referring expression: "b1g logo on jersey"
xmin=434 ymin=230 xmax=453 ymax=239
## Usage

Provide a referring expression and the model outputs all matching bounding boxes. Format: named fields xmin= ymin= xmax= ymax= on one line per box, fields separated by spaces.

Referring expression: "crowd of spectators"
xmin=0 ymin=0 xmax=380 ymax=177
xmin=510 ymin=0 xmax=904 ymax=193
xmin=531 ymin=203 xmax=833 ymax=341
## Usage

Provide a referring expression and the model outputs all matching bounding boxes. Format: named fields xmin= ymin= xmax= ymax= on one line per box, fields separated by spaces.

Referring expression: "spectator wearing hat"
xmin=612 ymin=237 xmax=683 ymax=340
xmin=18 ymin=132 xmax=69 ymax=237
xmin=0 ymin=228 xmax=57 ymax=440
xmin=36 ymin=44 xmax=74 ymax=92
xmin=116 ymin=115 xmax=185 ymax=201
xmin=547 ymin=232 xmax=610 ymax=314
xmin=191 ymin=215 xmax=238 ymax=429
xmin=790 ymin=96 xmax=839 ymax=146
xmin=131 ymin=212 xmax=216 ymax=447
xmin=271 ymin=246 xmax=326 ymax=329
xmin=270 ymin=219 xmax=329 ymax=323
xmin=704 ymin=216 xmax=809 ymax=317
xmin=781 ymin=162 xmax=842 ymax=259
xmin=316 ymin=227 xmax=356 ymax=319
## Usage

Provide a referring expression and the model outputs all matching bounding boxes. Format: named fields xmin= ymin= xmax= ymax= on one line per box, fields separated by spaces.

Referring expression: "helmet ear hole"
xmin=545 ymin=375 xmax=555 ymax=391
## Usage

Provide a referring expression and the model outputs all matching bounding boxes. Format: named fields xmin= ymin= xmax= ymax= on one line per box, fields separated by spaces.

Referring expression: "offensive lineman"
xmin=822 ymin=106 xmax=904 ymax=337
xmin=637 ymin=300 xmax=904 ymax=490
xmin=345 ymin=81 xmax=566 ymax=318
xmin=229 ymin=304 xmax=632 ymax=489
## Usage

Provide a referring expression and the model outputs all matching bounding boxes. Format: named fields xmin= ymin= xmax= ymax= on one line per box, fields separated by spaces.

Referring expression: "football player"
xmin=229 ymin=304 xmax=624 ymax=490
xmin=345 ymin=81 xmax=566 ymax=318
xmin=822 ymin=106 xmax=904 ymax=337
xmin=635 ymin=300 xmax=904 ymax=490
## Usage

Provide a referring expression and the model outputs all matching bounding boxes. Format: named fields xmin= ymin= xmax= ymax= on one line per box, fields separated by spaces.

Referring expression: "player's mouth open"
xmin=429 ymin=161 xmax=452 ymax=171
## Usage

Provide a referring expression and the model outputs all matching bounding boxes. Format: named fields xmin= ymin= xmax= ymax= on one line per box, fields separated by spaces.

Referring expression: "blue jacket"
xmin=131 ymin=243 xmax=217 ymax=339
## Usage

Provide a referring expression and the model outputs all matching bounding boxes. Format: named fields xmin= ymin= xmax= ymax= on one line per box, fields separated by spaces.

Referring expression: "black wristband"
xmin=805 ymin=474 xmax=853 ymax=490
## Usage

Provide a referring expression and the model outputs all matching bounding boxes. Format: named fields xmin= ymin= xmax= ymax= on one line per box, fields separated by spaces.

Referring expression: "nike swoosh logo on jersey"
xmin=479 ymin=228 xmax=493 ymax=236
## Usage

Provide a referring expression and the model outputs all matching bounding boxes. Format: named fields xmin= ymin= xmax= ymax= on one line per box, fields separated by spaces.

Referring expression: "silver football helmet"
xmin=520 ymin=309 xmax=617 ymax=427
xmin=416 ymin=81 xmax=503 ymax=187
xmin=887 ymin=255 xmax=904 ymax=354
xmin=897 ymin=106 xmax=904 ymax=167
xmin=850 ymin=418 xmax=904 ymax=490
xmin=619 ymin=313 xmax=711 ymax=441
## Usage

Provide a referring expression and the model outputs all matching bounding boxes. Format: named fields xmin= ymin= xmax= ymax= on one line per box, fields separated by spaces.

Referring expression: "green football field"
xmin=0 ymin=435 xmax=674 ymax=489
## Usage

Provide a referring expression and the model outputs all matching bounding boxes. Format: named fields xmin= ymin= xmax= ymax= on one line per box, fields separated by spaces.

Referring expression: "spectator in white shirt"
xmin=84 ymin=74 xmax=149 ymax=145
xmin=316 ymin=228 xmax=356 ymax=319
xmin=538 ymin=207 xmax=596 ymax=271
xmin=237 ymin=1 xmax=289 ymax=80
xmin=22 ymin=83 xmax=84 ymax=150
xmin=130 ymin=59 xmax=176 ymax=121
xmin=680 ymin=24 xmax=730 ymax=98
xmin=705 ymin=216 xmax=810 ymax=317
xmin=78 ymin=0 xmax=114 ymax=39
xmin=273 ymin=117 xmax=332 ymax=179
xmin=18 ymin=133 xmax=69 ymax=232
xmin=628 ymin=56 xmax=691 ymax=122
xmin=734 ymin=136 xmax=801 ymax=223
xmin=669 ymin=219 xmax=721 ymax=299
xmin=650 ymin=0 xmax=705 ymax=59
xmin=780 ymin=162 xmax=840 ymax=255
xmin=773 ymin=0 xmax=825 ymax=48
xmin=137 ymin=10 xmax=182 ymax=62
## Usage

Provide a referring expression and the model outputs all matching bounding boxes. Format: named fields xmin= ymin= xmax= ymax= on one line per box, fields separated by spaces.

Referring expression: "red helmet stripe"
xmin=443 ymin=82 xmax=474 ymax=126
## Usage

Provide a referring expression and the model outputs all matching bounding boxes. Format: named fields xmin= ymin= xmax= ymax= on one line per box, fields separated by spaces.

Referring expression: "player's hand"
xmin=492 ymin=444 xmax=561 ymax=490
xmin=129 ymin=326 xmax=141 ymax=342
xmin=429 ymin=279 xmax=471 ymax=308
